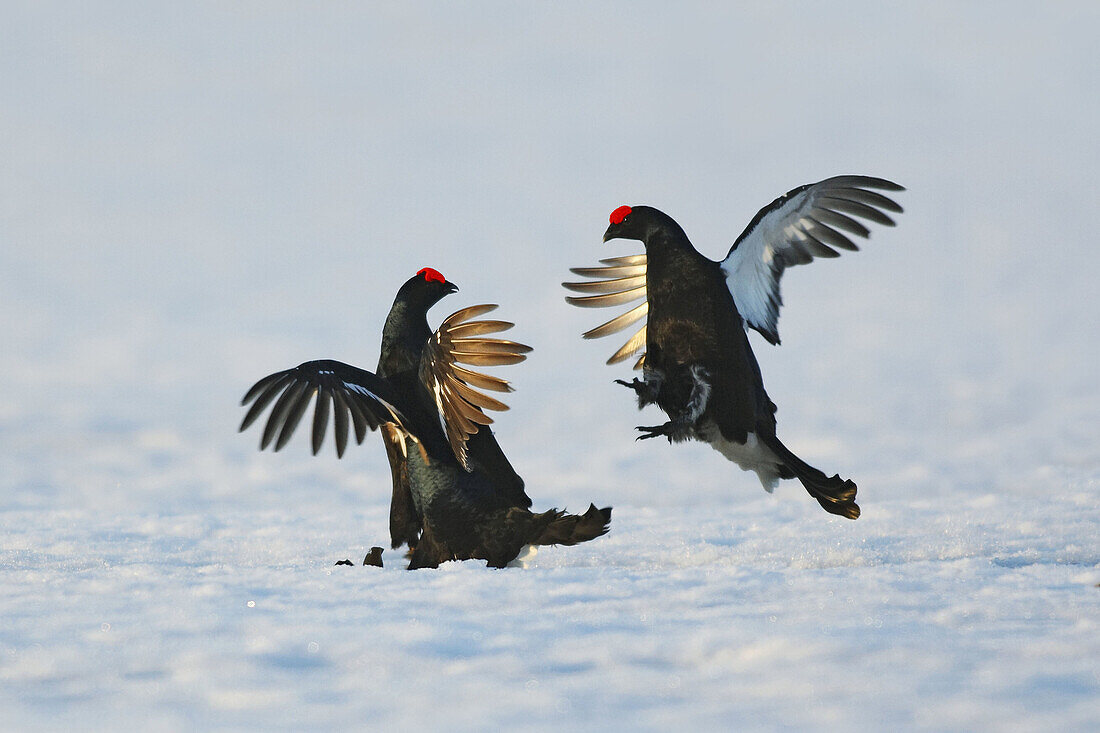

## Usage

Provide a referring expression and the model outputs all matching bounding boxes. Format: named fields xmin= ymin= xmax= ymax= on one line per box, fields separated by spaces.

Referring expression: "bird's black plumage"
xmin=363 ymin=547 xmax=384 ymax=567
xmin=242 ymin=269 xmax=611 ymax=568
xmin=566 ymin=176 xmax=905 ymax=519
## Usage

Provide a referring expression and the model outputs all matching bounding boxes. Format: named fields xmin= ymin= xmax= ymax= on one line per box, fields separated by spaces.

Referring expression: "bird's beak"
xmin=444 ymin=281 xmax=459 ymax=294
xmin=602 ymin=225 xmax=617 ymax=243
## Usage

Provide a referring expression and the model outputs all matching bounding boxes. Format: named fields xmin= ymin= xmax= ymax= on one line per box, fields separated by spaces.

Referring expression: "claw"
xmin=635 ymin=424 xmax=671 ymax=442
xmin=617 ymin=377 xmax=658 ymax=409
xmin=635 ymin=419 xmax=693 ymax=443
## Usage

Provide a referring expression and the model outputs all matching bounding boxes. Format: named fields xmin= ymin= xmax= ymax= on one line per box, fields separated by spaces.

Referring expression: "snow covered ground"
xmin=2 ymin=2 xmax=1097 ymax=730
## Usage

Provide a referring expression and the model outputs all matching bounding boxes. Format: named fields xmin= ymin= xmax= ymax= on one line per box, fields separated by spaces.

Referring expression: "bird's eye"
xmin=609 ymin=205 xmax=632 ymax=225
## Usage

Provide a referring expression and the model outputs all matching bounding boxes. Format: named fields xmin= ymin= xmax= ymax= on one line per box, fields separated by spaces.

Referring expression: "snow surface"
xmin=2 ymin=2 xmax=1098 ymax=731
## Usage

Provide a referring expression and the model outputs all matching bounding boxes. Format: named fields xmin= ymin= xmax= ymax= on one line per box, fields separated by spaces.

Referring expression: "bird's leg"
xmin=635 ymin=365 xmax=711 ymax=443
xmin=614 ymin=368 xmax=663 ymax=409
xmin=406 ymin=524 xmax=444 ymax=570
xmin=682 ymin=365 xmax=712 ymax=423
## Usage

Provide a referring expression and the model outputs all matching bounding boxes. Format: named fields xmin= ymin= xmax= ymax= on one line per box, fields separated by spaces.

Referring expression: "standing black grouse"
xmin=564 ymin=176 xmax=905 ymax=519
xmin=241 ymin=268 xmax=611 ymax=568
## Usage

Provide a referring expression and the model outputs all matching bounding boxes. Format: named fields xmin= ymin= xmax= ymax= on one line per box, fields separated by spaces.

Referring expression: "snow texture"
xmin=2 ymin=2 xmax=1097 ymax=731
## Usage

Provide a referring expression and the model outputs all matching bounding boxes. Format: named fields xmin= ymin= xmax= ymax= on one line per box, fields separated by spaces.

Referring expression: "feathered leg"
xmin=637 ymin=365 xmax=710 ymax=443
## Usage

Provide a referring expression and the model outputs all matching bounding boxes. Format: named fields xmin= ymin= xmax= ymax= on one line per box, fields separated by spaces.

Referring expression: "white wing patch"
xmin=563 ymin=254 xmax=649 ymax=370
xmin=342 ymin=381 xmax=397 ymax=416
xmin=720 ymin=175 xmax=904 ymax=345
xmin=341 ymin=380 xmax=409 ymax=431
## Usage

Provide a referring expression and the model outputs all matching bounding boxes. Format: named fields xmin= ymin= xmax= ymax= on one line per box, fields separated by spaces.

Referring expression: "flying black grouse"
xmin=564 ymin=176 xmax=905 ymax=519
xmin=241 ymin=268 xmax=611 ymax=568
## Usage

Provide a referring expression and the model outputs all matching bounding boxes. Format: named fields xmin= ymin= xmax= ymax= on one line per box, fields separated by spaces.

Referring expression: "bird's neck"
xmin=644 ymin=226 xmax=708 ymax=272
xmin=642 ymin=227 xmax=720 ymax=313
xmin=378 ymin=300 xmax=432 ymax=377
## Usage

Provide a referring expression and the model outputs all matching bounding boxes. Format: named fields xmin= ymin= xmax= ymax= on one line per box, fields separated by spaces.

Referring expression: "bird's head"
xmin=397 ymin=267 xmax=459 ymax=310
xmin=602 ymin=205 xmax=673 ymax=245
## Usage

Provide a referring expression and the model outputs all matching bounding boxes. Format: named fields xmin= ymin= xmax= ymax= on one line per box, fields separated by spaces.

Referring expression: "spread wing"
xmin=419 ymin=304 xmax=532 ymax=471
xmin=239 ymin=359 xmax=411 ymax=458
xmin=720 ymin=175 xmax=904 ymax=345
xmin=562 ymin=254 xmax=648 ymax=370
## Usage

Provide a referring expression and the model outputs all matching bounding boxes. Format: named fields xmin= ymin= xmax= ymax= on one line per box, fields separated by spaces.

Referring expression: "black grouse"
xmin=564 ymin=176 xmax=905 ymax=519
xmin=241 ymin=268 xmax=611 ymax=568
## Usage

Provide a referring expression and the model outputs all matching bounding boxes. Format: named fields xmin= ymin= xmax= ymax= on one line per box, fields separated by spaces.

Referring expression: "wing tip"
xmin=837 ymin=175 xmax=906 ymax=192
xmin=759 ymin=327 xmax=780 ymax=346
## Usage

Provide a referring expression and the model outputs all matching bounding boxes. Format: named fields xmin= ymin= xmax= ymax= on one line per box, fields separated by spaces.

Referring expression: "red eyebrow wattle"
xmin=609 ymin=205 xmax=632 ymax=225
xmin=418 ymin=267 xmax=446 ymax=284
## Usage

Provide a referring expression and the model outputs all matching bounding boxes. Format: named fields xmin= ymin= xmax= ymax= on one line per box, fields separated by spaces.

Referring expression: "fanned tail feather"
xmin=533 ymin=504 xmax=613 ymax=546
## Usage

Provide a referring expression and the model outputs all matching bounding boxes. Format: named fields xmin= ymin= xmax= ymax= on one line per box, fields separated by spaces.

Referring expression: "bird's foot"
xmin=635 ymin=420 xmax=691 ymax=443
xmin=615 ymin=378 xmax=657 ymax=408
xmin=614 ymin=377 xmax=645 ymax=394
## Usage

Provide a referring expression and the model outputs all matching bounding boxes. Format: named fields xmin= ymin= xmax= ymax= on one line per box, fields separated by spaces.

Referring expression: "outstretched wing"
xmin=721 ymin=175 xmax=904 ymax=345
xmin=420 ymin=304 xmax=532 ymax=471
xmin=239 ymin=359 xmax=410 ymax=458
xmin=562 ymin=254 xmax=648 ymax=370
